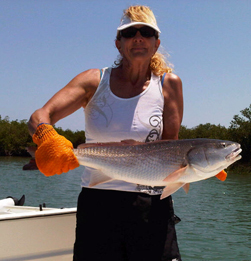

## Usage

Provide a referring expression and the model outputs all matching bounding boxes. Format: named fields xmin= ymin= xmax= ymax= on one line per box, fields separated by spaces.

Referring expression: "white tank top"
xmin=82 ymin=67 xmax=164 ymax=194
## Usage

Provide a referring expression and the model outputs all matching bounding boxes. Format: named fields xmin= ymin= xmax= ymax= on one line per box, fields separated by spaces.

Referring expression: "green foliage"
xmin=228 ymin=104 xmax=251 ymax=163
xmin=179 ymin=123 xmax=229 ymax=140
xmin=0 ymin=116 xmax=33 ymax=156
xmin=0 ymin=116 xmax=86 ymax=156
xmin=56 ymin=127 xmax=86 ymax=148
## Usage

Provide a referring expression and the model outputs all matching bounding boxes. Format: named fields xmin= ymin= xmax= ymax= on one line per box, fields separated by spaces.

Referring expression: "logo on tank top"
xmin=87 ymin=92 xmax=114 ymax=127
xmin=145 ymin=115 xmax=162 ymax=142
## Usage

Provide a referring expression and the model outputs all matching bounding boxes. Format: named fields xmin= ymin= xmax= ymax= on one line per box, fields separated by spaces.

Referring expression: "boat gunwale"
xmin=0 ymin=207 xmax=77 ymax=221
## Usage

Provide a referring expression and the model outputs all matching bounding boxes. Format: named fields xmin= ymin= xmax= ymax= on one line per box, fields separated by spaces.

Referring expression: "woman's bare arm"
xmin=161 ymin=73 xmax=183 ymax=140
xmin=28 ymin=68 xmax=100 ymax=135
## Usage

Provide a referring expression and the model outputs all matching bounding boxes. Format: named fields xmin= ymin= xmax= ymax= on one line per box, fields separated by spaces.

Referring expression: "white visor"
xmin=117 ymin=15 xmax=161 ymax=33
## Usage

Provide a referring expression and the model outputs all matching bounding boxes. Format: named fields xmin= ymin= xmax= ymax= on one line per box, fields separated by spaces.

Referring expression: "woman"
xmin=28 ymin=5 xmax=183 ymax=261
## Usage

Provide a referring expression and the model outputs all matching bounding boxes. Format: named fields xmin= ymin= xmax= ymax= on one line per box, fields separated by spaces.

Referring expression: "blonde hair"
xmin=115 ymin=5 xmax=173 ymax=75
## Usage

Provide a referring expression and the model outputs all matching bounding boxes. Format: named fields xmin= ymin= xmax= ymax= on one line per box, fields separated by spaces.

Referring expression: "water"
xmin=0 ymin=157 xmax=83 ymax=208
xmin=0 ymin=157 xmax=251 ymax=261
xmin=172 ymin=170 xmax=251 ymax=261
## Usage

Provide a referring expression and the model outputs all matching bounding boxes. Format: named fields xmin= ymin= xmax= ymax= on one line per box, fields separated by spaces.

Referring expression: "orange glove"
xmin=32 ymin=124 xmax=79 ymax=176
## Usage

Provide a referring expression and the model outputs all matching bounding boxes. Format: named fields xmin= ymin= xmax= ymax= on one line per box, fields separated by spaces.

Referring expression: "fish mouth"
xmin=226 ymin=145 xmax=242 ymax=162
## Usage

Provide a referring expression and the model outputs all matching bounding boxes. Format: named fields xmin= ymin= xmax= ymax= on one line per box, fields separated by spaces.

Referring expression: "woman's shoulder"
xmin=162 ymin=72 xmax=183 ymax=99
xmin=75 ymin=68 xmax=101 ymax=85
xmin=68 ymin=69 xmax=103 ymax=107
xmin=163 ymin=72 xmax=182 ymax=85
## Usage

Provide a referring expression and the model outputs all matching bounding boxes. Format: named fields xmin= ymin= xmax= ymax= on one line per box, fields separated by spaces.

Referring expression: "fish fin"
xmin=163 ymin=166 xmax=188 ymax=183
xmin=89 ymin=171 xmax=113 ymax=187
xmin=160 ymin=182 xmax=185 ymax=199
xmin=121 ymin=139 xmax=142 ymax=145
xmin=77 ymin=140 xmax=142 ymax=149
xmin=182 ymin=183 xmax=190 ymax=194
xmin=215 ymin=170 xmax=227 ymax=181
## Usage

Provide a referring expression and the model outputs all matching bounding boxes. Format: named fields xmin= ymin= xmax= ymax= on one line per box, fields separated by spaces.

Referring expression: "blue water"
xmin=172 ymin=172 xmax=251 ymax=261
xmin=0 ymin=157 xmax=83 ymax=208
xmin=0 ymin=157 xmax=251 ymax=260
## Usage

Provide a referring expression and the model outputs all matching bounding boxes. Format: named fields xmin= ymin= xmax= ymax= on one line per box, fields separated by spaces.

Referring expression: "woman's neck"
xmin=117 ymin=62 xmax=151 ymax=85
xmin=110 ymin=66 xmax=151 ymax=98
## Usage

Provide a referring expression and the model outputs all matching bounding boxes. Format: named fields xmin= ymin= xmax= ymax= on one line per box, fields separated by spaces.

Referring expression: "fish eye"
xmin=221 ymin=142 xmax=226 ymax=148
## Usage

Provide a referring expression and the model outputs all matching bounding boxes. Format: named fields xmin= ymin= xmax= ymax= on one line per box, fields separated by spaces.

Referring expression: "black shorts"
xmin=73 ymin=188 xmax=182 ymax=261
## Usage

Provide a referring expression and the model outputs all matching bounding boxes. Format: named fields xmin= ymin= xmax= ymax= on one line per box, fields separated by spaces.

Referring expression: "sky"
xmin=1 ymin=0 xmax=250 ymax=131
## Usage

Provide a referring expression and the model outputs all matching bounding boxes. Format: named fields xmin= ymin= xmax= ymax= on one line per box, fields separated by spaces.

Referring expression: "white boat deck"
xmin=0 ymin=205 xmax=77 ymax=261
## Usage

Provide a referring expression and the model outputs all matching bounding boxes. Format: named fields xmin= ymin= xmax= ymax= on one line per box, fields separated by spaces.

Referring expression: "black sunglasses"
xmin=120 ymin=26 xmax=158 ymax=39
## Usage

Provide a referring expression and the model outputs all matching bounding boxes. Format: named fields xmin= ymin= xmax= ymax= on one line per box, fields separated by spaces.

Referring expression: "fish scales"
xmin=75 ymin=141 xmax=187 ymax=186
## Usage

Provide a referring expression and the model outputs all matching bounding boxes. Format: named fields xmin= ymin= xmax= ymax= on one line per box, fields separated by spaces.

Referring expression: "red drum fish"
xmin=74 ymin=139 xmax=241 ymax=199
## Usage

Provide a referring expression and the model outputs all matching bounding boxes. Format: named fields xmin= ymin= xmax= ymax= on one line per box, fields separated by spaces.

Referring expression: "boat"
xmin=0 ymin=196 xmax=76 ymax=261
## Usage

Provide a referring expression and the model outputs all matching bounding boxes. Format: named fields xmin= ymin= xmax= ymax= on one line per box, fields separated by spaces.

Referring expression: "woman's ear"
xmin=115 ymin=40 xmax=122 ymax=54
xmin=154 ymin=39 xmax=161 ymax=53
